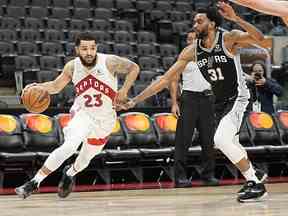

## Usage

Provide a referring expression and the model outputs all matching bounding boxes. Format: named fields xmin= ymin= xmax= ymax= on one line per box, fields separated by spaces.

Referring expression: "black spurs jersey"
xmin=196 ymin=29 xmax=249 ymax=103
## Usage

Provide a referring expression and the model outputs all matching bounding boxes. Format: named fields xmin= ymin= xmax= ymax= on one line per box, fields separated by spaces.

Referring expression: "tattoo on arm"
xmin=109 ymin=56 xmax=135 ymax=74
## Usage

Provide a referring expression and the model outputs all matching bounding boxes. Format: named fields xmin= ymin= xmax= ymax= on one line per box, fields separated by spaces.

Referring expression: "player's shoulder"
xmin=65 ymin=58 xmax=75 ymax=67
xmin=63 ymin=58 xmax=75 ymax=76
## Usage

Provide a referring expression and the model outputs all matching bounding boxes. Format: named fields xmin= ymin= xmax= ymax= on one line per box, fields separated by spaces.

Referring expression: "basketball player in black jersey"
xmin=123 ymin=2 xmax=268 ymax=202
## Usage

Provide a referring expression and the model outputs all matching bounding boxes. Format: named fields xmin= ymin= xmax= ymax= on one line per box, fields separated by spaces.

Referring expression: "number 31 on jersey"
xmin=208 ymin=67 xmax=224 ymax=81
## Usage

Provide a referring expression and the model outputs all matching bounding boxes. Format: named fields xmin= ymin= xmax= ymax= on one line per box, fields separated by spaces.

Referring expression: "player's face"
xmin=76 ymin=40 xmax=97 ymax=67
xmin=186 ymin=32 xmax=196 ymax=45
xmin=193 ymin=14 xmax=211 ymax=39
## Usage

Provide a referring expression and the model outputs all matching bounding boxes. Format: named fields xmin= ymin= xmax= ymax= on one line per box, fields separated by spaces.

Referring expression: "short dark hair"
xmin=196 ymin=7 xmax=223 ymax=27
xmin=75 ymin=32 xmax=97 ymax=46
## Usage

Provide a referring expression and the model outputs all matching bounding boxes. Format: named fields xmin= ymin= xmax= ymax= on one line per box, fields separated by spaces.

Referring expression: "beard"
xmin=79 ymin=55 xmax=97 ymax=67
xmin=196 ymin=25 xmax=209 ymax=40
xmin=197 ymin=29 xmax=208 ymax=40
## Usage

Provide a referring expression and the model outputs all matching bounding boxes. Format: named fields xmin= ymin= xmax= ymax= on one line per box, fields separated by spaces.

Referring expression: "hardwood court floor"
xmin=0 ymin=183 xmax=287 ymax=216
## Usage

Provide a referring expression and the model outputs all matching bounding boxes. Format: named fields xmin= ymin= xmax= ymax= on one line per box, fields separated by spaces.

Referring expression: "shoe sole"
xmin=237 ymin=192 xmax=268 ymax=203
xmin=237 ymin=173 xmax=268 ymax=195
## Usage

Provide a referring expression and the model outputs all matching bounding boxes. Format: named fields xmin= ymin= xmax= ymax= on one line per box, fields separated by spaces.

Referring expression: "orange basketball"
xmin=22 ymin=86 xmax=50 ymax=113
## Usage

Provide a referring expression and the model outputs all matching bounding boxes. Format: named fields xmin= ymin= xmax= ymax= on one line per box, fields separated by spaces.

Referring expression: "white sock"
xmin=32 ymin=170 xmax=47 ymax=186
xmin=242 ymin=164 xmax=260 ymax=183
xmin=66 ymin=165 xmax=78 ymax=177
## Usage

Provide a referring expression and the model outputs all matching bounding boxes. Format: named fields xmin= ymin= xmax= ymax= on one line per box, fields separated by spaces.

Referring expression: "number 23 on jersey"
xmin=84 ymin=94 xmax=103 ymax=107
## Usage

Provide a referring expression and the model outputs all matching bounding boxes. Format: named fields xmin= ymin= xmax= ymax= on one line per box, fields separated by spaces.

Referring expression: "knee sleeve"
xmin=214 ymin=117 xmax=247 ymax=164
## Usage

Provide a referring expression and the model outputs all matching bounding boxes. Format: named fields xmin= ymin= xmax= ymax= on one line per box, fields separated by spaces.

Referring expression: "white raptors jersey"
xmin=71 ymin=53 xmax=118 ymax=120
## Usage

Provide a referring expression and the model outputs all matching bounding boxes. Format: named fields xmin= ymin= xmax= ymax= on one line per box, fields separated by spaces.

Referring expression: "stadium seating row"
xmin=1 ymin=111 xmax=288 ymax=154
xmin=0 ymin=110 xmax=288 ymax=185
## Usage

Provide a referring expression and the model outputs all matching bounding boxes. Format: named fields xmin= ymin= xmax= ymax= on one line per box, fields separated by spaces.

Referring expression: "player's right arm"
xmin=23 ymin=60 xmax=73 ymax=95
xmin=124 ymin=44 xmax=195 ymax=109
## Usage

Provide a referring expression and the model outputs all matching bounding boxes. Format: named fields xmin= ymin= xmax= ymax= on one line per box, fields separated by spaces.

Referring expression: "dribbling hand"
xmin=21 ymin=82 xmax=38 ymax=98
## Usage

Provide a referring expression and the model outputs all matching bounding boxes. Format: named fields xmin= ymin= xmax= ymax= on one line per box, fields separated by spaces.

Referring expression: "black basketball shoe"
xmin=237 ymin=181 xmax=268 ymax=203
xmin=238 ymin=169 xmax=267 ymax=195
xmin=15 ymin=180 xmax=38 ymax=199
xmin=58 ymin=165 xmax=75 ymax=198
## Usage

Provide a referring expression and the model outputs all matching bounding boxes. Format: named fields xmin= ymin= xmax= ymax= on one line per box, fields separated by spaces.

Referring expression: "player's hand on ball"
xmin=21 ymin=83 xmax=38 ymax=98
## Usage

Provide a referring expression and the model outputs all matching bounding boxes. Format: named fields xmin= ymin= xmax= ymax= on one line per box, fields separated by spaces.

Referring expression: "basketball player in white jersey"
xmin=15 ymin=32 xmax=139 ymax=199
xmin=228 ymin=0 xmax=288 ymax=26
xmin=123 ymin=2 xmax=268 ymax=202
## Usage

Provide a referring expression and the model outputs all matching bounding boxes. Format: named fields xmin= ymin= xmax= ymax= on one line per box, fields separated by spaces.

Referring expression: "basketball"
xmin=21 ymin=85 xmax=50 ymax=113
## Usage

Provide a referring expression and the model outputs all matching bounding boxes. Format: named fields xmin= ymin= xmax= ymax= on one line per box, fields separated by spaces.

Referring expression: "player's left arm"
xmin=218 ymin=2 xmax=265 ymax=44
xmin=107 ymin=55 xmax=140 ymax=104
xmin=232 ymin=36 xmax=273 ymax=50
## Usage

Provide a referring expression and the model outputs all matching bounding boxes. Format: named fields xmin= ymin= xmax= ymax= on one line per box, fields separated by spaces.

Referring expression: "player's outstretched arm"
xmin=37 ymin=60 xmax=73 ymax=94
xmin=107 ymin=55 xmax=140 ymax=104
xmin=124 ymin=44 xmax=195 ymax=109
xmin=229 ymin=0 xmax=288 ymax=17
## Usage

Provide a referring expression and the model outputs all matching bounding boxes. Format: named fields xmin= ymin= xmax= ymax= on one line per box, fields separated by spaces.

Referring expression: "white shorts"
xmin=63 ymin=109 xmax=116 ymax=146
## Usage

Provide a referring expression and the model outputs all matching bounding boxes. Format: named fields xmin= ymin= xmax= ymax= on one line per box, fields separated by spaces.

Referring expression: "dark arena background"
xmin=0 ymin=0 xmax=288 ymax=215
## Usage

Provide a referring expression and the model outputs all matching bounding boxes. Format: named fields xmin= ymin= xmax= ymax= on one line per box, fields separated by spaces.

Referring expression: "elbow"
xmin=256 ymin=34 xmax=265 ymax=43
xmin=132 ymin=63 xmax=140 ymax=77
xmin=162 ymin=77 xmax=170 ymax=88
